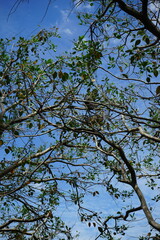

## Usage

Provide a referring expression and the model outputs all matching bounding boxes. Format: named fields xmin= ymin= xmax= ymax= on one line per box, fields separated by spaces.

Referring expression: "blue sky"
xmin=0 ymin=1 xmax=159 ymax=239
xmin=0 ymin=0 xmax=89 ymax=53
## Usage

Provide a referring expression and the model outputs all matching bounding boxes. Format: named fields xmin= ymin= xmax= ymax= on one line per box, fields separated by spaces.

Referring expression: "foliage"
xmin=0 ymin=0 xmax=160 ymax=239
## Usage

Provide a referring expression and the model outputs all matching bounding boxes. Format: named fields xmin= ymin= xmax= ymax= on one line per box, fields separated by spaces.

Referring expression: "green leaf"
xmin=145 ymin=37 xmax=150 ymax=44
xmin=52 ymin=71 xmax=57 ymax=78
xmin=153 ymin=69 xmax=158 ymax=77
xmin=122 ymin=74 xmax=128 ymax=78
xmin=5 ymin=148 xmax=10 ymax=154
xmin=146 ymin=77 xmax=150 ymax=83
xmin=135 ymin=39 xmax=141 ymax=46
xmin=156 ymin=86 xmax=160 ymax=95
xmin=130 ymin=55 xmax=135 ymax=63
xmin=58 ymin=71 xmax=63 ymax=78
xmin=28 ymin=123 xmax=33 ymax=129
xmin=62 ymin=72 xmax=69 ymax=81
xmin=98 ymin=227 xmax=103 ymax=233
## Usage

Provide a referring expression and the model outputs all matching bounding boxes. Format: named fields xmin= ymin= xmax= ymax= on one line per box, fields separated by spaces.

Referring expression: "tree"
xmin=0 ymin=1 xmax=160 ymax=240
xmin=0 ymin=29 xmax=81 ymax=240
xmin=72 ymin=0 xmax=160 ymax=238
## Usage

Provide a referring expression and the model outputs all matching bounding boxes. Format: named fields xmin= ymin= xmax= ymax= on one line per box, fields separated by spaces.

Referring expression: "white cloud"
xmin=74 ymin=0 xmax=93 ymax=11
xmin=60 ymin=9 xmax=70 ymax=23
xmin=63 ymin=28 xmax=73 ymax=35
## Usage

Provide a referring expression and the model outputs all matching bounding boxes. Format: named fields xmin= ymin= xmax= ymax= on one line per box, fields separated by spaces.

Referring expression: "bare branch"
xmin=0 ymin=213 xmax=49 ymax=230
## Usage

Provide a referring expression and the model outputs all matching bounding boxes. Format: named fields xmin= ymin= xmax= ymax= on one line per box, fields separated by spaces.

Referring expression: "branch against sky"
xmin=8 ymin=0 xmax=49 ymax=22
xmin=115 ymin=0 xmax=160 ymax=38
xmin=0 ymin=0 xmax=160 ymax=240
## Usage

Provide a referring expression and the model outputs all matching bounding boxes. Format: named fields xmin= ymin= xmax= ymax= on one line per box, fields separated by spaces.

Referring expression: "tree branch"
xmin=0 ymin=213 xmax=49 ymax=230
xmin=142 ymin=0 xmax=148 ymax=16
xmin=115 ymin=0 xmax=160 ymax=39
xmin=0 ymin=144 xmax=59 ymax=180
xmin=134 ymin=184 xmax=160 ymax=231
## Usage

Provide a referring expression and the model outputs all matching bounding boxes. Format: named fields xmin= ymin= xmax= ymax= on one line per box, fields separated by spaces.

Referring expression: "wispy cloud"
xmin=74 ymin=0 xmax=94 ymax=11
xmin=60 ymin=9 xmax=71 ymax=23
xmin=63 ymin=28 xmax=73 ymax=35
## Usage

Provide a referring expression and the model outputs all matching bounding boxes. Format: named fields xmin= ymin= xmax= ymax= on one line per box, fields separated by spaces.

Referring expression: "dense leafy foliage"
xmin=0 ymin=0 xmax=160 ymax=239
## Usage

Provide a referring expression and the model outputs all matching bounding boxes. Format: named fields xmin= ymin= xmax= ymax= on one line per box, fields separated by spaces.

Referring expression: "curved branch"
xmin=138 ymin=38 xmax=160 ymax=49
xmin=0 ymin=143 xmax=59 ymax=180
xmin=0 ymin=212 xmax=49 ymax=230
xmin=0 ymin=228 xmax=32 ymax=235
xmin=98 ymin=65 xmax=159 ymax=84
xmin=115 ymin=0 xmax=160 ymax=39
xmin=134 ymin=184 xmax=160 ymax=231
xmin=138 ymin=126 xmax=160 ymax=143
xmin=104 ymin=205 xmax=142 ymax=223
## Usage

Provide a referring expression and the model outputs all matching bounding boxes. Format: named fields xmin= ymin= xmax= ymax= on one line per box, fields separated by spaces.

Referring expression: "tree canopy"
xmin=0 ymin=0 xmax=160 ymax=239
